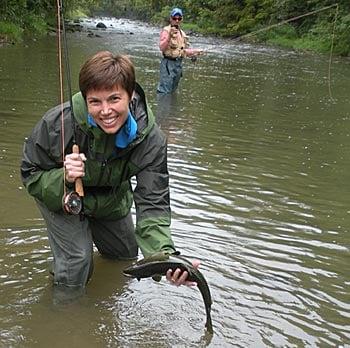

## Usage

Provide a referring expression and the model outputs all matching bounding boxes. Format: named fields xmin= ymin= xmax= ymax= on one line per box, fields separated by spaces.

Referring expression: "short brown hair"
xmin=79 ymin=51 xmax=135 ymax=99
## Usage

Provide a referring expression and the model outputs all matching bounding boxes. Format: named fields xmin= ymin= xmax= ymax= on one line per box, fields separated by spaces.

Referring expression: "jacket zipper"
xmin=96 ymin=138 xmax=109 ymax=186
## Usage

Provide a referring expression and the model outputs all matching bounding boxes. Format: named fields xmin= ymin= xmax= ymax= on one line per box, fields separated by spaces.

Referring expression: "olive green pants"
xmin=36 ymin=200 xmax=138 ymax=288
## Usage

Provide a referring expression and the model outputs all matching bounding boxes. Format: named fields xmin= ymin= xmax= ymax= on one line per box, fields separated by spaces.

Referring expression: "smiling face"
xmin=86 ymin=85 xmax=131 ymax=134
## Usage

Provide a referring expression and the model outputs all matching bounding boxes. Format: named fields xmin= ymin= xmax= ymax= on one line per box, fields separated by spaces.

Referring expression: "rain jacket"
xmin=21 ymin=83 xmax=176 ymax=257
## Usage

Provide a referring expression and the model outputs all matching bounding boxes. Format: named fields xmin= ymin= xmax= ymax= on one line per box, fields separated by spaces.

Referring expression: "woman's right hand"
xmin=170 ymin=26 xmax=179 ymax=36
xmin=64 ymin=152 xmax=86 ymax=183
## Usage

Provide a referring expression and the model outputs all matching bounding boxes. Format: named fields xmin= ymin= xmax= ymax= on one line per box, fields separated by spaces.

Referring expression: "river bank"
xmin=1 ymin=15 xmax=349 ymax=60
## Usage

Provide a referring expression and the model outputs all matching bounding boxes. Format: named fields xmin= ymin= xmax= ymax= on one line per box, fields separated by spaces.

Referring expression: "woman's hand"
xmin=64 ymin=152 xmax=86 ymax=183
xmin=166 ymin=259 xmax=201 ymax=287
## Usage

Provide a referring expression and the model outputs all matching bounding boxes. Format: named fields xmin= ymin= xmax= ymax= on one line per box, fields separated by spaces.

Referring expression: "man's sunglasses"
xmin=171 ymin=17 xmax=182 ymax=21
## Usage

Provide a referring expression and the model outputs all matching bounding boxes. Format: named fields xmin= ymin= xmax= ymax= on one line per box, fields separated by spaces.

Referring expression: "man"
xmin=21 ymin=51 xmax=198 ymax=298
xmin=157 ymin=7 xmax=203 ymax=94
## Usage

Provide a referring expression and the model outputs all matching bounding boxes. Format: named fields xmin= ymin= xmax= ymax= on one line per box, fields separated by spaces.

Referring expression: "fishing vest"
xmin=162 ymin=25 xmax=189 ymax=59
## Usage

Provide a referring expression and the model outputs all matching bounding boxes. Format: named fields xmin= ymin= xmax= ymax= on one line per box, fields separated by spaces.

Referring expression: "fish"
xmin=123 ymin=252 xmax=213 ymax=333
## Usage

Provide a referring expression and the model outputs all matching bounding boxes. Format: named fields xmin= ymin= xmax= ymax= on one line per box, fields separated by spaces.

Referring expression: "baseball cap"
xmin=170 ymin=7 xmax=183 ymax=17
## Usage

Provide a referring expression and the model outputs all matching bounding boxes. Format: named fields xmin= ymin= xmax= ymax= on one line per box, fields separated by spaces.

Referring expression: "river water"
xmin=0 ymin=17 xmax=349 ymax=347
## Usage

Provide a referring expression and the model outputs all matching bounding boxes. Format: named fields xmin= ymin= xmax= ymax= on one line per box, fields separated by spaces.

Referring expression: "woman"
xmin=21 ymin=51 xmax=199 ymax=298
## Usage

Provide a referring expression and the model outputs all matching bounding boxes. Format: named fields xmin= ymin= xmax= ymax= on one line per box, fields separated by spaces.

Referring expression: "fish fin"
xmin=152 ymin=275 xmax=162 ymax=282
xmin=138 ymin=252 xmax=169 ymax=264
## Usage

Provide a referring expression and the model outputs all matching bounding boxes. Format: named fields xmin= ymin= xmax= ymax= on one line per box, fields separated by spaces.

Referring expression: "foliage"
xmin=333 ymin=13 xmax=350 ymax=56
xmin=0 ymin=0 xmax=94 ymax=42
xmin=24 ymin=13 xmax=49 ymax=35
xmin=151 ymin=6 xmax=173 ymax=26
xmin=0 ymin=21 xmax=23 ymax=43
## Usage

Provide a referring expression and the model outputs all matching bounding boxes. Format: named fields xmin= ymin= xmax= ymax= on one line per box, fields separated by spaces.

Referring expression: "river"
xmin=0 ymin=17 xmax=349 ymax=347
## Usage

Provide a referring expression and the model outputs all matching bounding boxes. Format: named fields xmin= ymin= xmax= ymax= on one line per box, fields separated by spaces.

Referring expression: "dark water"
xmin=0 ymin=18 xmax=349 ymax=347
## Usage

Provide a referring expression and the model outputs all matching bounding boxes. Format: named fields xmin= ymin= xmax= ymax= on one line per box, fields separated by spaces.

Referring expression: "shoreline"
xmin=1 ymin=16 xmax=349 ymax=59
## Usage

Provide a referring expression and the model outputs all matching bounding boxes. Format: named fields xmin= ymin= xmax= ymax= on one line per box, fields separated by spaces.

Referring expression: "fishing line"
xmin=56 ymin=0 xmax=66 ymax=192
xmin=236 ymin=4 xmax=339 ymax=42
xmin=191 ymin=56 xmax=200 ymax=81
xmin=237 ymin=3 xmax=339 ymax=99
xmin=61 ymin=3 xmax=77 ymax=140
xmin=206 ymin=3 xmax=339 ymax=98
xmin=328 ymin=3 xmax=338 ymax=100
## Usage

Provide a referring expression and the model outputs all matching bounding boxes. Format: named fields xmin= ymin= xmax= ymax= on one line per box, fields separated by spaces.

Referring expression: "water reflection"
xmin=155 ymin=92 xmax=179 ymax=125
xmin=3 ymin=255 xmax=133 ymax=347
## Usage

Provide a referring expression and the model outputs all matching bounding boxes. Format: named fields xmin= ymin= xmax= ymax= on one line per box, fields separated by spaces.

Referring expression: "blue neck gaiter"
xmin=88 ymin=110 xmax=138 ymax=148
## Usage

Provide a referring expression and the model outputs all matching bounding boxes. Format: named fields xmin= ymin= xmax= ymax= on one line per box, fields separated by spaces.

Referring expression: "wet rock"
xmin=96 ymin=22 xmax=107 ymax=29
xmin=87 ymin=31 xmax=102 ymax=38
xmin=65 ymin=23 xmax=83 ymax=32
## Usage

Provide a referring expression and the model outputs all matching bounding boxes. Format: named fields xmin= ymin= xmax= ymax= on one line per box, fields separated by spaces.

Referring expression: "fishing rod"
xmin=56 ymin=0 xmax=84 ymax=217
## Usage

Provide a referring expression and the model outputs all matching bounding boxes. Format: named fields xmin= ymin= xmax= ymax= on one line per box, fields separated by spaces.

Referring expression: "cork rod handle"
xmin=72 ymin=144 xmax=84 ymax=197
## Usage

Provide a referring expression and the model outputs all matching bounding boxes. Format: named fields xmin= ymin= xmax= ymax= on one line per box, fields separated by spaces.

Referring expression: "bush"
xmin=151 ymin=6 xmax=172 ymax=26
xmin=0 ymin=21 xmax=23 ymax=43
xmin=24 ymin=13 xmax=48 ymax=35
xmin=333 ymin=14 xmax=350 ymax=56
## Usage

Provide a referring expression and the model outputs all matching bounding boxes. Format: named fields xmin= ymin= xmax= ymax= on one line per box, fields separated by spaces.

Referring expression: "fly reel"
xmin=62 ymin=191 xmax=83 ymax=215
xmin=62 ymin=144 xmax=84 ymax=216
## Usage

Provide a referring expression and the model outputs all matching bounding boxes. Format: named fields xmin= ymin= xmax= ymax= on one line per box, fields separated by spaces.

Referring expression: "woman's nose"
xmin=101 ymin=102 xmax=111 ymax=115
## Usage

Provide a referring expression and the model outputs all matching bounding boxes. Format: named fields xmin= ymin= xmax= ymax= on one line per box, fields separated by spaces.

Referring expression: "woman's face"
xmin=86 ymin=85 xmax=131 ymax=134
xmin=170 ymin=15 xmax=182 ymax=26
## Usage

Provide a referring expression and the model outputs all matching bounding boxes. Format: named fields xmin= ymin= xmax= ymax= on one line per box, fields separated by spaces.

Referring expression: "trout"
xmin=123 ymin=252 xmax=213 ymax=333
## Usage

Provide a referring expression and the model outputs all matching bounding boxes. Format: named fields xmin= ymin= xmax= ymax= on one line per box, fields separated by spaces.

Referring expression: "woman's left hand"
xmin=166 ymin=259 xmax=200 ymax=287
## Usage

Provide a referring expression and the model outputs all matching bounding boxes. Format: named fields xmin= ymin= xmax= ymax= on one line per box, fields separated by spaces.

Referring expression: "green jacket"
xmin=21 ymin=83 xmax=175 ymax=256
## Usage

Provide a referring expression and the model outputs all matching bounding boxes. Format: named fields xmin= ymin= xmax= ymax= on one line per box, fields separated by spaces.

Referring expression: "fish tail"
xmin=205 ymin=316 xmax=214 ymax=334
